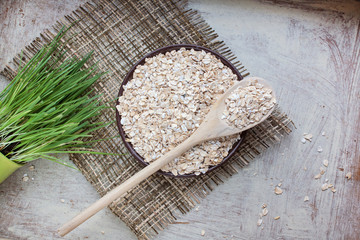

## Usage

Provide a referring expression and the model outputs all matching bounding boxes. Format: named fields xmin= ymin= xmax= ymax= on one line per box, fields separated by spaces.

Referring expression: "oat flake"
xmin=321 ymin=183 xmax=329 ymax=191
xmin=314 ymin=174 xmax=321 ymax=179
xmin=262 ymin=208 xmax=268 ymax=216
xmin=317 ymin=146 xmax=323 ymax=153
xmin=275 ymin=186 xmax=283 ymax=195
xmin=323 ymin=159 xmax=329 ymax=167
xmin=303 ymin=133 xmax=313 ymax=142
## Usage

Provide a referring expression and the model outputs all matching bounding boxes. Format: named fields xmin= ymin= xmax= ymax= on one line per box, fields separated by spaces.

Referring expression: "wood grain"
xmin=1 ymin=0 xmax=359 ymax=239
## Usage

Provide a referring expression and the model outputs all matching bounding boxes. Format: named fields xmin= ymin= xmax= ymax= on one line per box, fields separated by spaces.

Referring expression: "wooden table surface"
xmin=1 ymin=0 xmax=359 ymax=239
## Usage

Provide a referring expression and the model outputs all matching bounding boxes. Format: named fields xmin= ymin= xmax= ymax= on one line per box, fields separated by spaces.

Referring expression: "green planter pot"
xmin=0 ymin=152 xmax=22 ymax=184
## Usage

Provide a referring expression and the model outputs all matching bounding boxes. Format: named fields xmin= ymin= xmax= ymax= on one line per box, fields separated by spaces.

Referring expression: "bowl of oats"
xmin=116 ymin=44 xmax=246 ymax=177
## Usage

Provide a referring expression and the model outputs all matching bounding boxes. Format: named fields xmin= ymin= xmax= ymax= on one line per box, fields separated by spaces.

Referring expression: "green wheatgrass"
xmin=0 ymin=27 xmax=111 ymax=168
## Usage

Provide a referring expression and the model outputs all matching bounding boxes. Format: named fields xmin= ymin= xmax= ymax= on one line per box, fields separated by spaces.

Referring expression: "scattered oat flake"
xmin=331 ymin=187 xmax=336 ymax=193
xmin=262 ymin=208 xmax=268 ymax=216
xmin=304 ymin=196 xmax=309 ymax=202
xmin=301 ymin=138 xmax=306 ymax=144
xmin=29 ymin=165 xmax=35 ymax=171
xmin=60 ymin=199 xmax=65 ymax=203
xmin=321 ymin=183 xmax=329 ymax=191
xmin=323 ymin=160 xmax=329 ymax=167
xmin=262 ymin=203 xmax=267 ymax=208
xmin=322 ymin=131 xmax=326 ymax=136
xmin=303 ymin=133 xmax=313 ymax=142
xmin=22 ymin=176 xmax=29 ymax=182
xmin=275 ymin=186 xmax=283 ymax=195
xmin=101 ymin=231 xmax=105 ymax=234
xmin=304 ymin=167 xmax=307 ymax=171
xmin=253 ymin=172 xmax=257 ymax=176
xmin=346 ymin=172 xmax=352 ymax=179
xmin=278 ymin=183 xmax=282 ymax=187
xmin=257 ymin=219 xmax=263 ymax=226
xmin=317 ymin=146 xmax=323 ymax=153
xmin=195 ymin=206 xmax=200 ymax=211
xmin=274 ymin=216 xmax=280 ymax=220
xmin=320 ymin=167 xmax=326 ymax=175
xmin=328 ymin=183 xmax=334 ymax=188
xmin=314 ymin=174 xmax=321 ymax=179
xmin=201 ymin=229 xmax=205 ymax=236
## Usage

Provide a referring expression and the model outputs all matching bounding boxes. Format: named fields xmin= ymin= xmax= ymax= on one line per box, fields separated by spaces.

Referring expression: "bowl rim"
xmin=116 ymin=44 xmax=246 ymax=178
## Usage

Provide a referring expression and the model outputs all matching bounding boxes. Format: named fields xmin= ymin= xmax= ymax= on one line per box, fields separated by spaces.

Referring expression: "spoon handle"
xmin=58 ymin=135 xmax=200 ymax=236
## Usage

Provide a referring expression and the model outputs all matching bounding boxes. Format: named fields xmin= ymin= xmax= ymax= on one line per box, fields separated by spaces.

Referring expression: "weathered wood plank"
xmin=1 ymin=0 xmax=359 ymax=239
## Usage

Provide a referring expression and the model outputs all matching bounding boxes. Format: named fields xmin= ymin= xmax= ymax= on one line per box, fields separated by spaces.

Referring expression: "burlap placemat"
xmin=1 ymin=0 xmax=293 ymax=239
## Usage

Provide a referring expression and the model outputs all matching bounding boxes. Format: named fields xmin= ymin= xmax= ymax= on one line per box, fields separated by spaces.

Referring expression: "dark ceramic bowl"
xmin=116 ymin=44 xmax=246 ymax=178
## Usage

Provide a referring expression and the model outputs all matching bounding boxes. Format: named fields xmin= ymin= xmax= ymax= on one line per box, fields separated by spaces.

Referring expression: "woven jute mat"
xmin=1 ymin=0 xmax=293 ymax=239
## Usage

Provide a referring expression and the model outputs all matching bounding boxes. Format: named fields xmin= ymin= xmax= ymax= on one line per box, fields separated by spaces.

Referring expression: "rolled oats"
xmin=222 ymin=80 xmax=276 ymax=129
xmin=262 ymin=208 xmax=268 ymax=216
xmin=117 ymin=48 xmax=241 ymax=175
xmin=321 ymin=183 xmax=329 ymax=191
xmin=303 ymin=133 xmax=313 ymax=142
xmin=317 ymin=146 xmax=323 ymax=153
xmin=22 ymin=176 xmax=29 ymax=182
xmin=314 ymin=173 xmax=321 ymax=179
xmin=323 ymin=159 xmax=329 ymax=167
xmin=274 ymin=186 xmax=283 ymax=195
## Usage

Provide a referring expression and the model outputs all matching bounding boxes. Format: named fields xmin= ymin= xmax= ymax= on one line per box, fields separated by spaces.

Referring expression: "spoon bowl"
xmin=194 ymin=76 xmax=276 ymax=141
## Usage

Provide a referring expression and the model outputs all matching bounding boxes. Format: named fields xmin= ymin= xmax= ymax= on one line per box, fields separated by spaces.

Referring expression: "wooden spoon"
xmin=58 ymin=76 xmax=276 ymax=236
